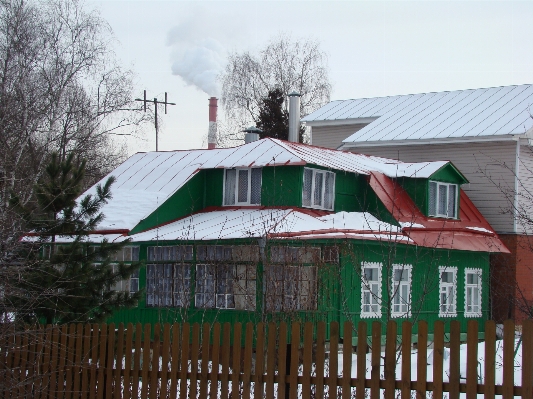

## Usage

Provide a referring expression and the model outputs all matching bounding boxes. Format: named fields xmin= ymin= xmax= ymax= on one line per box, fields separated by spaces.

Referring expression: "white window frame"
xmin=361 ymin=262 xmax=382 ymax=318
xmin=464 ymin=268 xmax=482 ymax=317
xmin=223 ymin=168 xmax=262 ymax=206
xmin=429 ymin=181 xmax=458 ymax=218
xmin=390 ymin=264 xmax=412 ymax=318
xmin=302 ymin=167 xmax=335 ymax=211
xmin=438 ymin=266 xmax=457 ymax=317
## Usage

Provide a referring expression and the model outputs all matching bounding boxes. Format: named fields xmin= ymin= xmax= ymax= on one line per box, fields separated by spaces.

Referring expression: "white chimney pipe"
xmin=288 ymin=91 xmax=301 ymax=142
xmin=243 ymin=126 xmax=262 ymax=144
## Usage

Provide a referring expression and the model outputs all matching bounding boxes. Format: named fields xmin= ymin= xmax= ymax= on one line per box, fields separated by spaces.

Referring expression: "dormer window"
xmin=429 ymin=181 xmax=457 ymax=218
xmin=224 ymin=168 xmax=262 ymax=206
xmin=302 ymin=167 xmax=335 ymax=211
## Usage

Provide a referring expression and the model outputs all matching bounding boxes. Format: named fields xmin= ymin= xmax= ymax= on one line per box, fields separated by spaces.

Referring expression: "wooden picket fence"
xmin=0 ymin=319 xmax=531 ymax=399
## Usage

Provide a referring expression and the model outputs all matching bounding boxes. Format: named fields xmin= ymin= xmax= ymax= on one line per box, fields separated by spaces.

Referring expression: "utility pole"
xmin=135 ymin=90 xmax=176 ymax=151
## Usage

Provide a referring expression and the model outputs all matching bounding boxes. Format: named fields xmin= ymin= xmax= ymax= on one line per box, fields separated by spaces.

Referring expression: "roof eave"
xmin=340 ymin=134 xmax=524 ymax=149
xmin=303 ymin=117 xmax=379 ymax=127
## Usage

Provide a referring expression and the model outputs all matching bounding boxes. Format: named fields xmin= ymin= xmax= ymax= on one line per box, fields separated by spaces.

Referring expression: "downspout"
xmin=514 ymin=136 xmax=520 ymax=233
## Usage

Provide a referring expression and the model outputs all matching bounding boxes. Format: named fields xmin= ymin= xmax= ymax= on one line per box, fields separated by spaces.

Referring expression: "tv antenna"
xmin=135 ymin=90 xmax=176 ymax=151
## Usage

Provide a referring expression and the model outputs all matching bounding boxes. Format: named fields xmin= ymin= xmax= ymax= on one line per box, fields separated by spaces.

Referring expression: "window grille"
xmin=429 ymin=181 xmax=458 ymax=218
xmin=302 ymin=168 xmax=335 ymax=211
xmin=465 ymin=269 xmax=482 ymax=317
xmin=146 ymin=263 xmax=191 ymax=307
xmin=391 ymin=264 xmax=412 ymax=317
xmin=265 ymin=265 xmax=317 ymax=311
xmin=195 ymin=264 xmax=256 ymax=310
xmin=361 ymin=262 xmax=382 ymax=318
xmin=223 ymin=168 xmax=261 ymax=205
xmin=439 ymin=267 xmax=457 ymax=317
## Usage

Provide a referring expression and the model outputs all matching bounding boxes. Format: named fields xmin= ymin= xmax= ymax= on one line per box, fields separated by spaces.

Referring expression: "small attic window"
xmin=224 ymin=168 xmax=262 ymax=206
xmin=429 ymin=181 xmax=457 ymax=218
xmin=302 ymin=167 xmax=335 ymax=211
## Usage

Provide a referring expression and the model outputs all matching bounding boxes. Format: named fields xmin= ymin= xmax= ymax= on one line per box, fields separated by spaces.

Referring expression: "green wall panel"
xmin=430 ymin=163 xmax=468 ymax=184
xmin=397 ymin=177 xmax=428 ymax=215
xmin=204 ymin=169 xmax=224 ymax=207
xmin=261 ymin=166 xmax=303 ymax=207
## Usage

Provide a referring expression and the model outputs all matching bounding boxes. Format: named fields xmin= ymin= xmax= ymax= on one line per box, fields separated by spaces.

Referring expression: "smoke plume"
xmin=169 ymin=37 xmax=225 ymax=97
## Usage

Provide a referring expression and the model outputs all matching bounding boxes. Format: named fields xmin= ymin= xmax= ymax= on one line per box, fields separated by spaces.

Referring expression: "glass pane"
xmin=324 ymin=172 xmax=334 ymax=210
xmin=302 ymin=169 xmax=313 ymax=206
xmin=314 ymin=172 xmax=323 ymax=206
xmin=250 ymin=168 xmax=262 ymax=204
xmin=238 ymin=169 xmax=249 ymax=203
xmin=438 ymin=184 xmax=447 ymax=215
xmin=224 ymin=169 xmax=236 ymax=205
xmin=447 ymin=185 xmax=456 ymax=217
xmin=429 ymin=182 xmax=437 ymax=215
xmin=132 ymin=247 xmax=140 ymax=261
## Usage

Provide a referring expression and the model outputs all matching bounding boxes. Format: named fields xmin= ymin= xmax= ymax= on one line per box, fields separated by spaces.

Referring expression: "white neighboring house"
xmin=302 ymin=84 xmax=533 ymax=323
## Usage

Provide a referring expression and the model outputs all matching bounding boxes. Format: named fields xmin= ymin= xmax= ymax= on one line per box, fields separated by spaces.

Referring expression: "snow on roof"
xmin=302 ymin=84 xmax=533 ymax=143
xmin=82 ymin=138 xmax=450 ymax=231
xmin=129 ymin=209 xmax=406 ymax=243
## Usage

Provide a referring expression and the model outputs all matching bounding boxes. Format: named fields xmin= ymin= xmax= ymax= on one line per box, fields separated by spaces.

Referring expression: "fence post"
xmin=384 ymin=320 xmax=397 ymax=399
xmin=329 ymin=321 xmax=339 ymax=399
xmin=502 ymin=320 xmax=515 ymax=399
xmin=432 ymin=321 xmax=444 ymax=399
xmin=401 ymin=321 xmax=412 ymax=399
xmin=343 ymin=322 xmax=353 ymax=399
xmin=484 ymin=320 xmax=496 ymax=399
xmin=356 ymin=322 xmax=367 ymax=399
xmin=416 ymin=321 xmax=428 ymax=399
xmin=466 ymin=320 xmax=478 ymax=399
xmin=314 ymin=321 xmax=326 ymax=399
xmin=370 ymin=321 xmax=381 ymax=399
xmin=523 ymin=319 xmax=533 ymax=399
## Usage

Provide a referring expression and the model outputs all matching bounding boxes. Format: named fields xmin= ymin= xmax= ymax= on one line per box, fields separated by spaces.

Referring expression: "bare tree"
xmin=219 ymin=34 xmax=331 ymax=144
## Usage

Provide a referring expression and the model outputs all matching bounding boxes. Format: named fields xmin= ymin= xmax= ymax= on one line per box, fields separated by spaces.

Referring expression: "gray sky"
xmin=88 ymin=0 xmax=533 ymax=154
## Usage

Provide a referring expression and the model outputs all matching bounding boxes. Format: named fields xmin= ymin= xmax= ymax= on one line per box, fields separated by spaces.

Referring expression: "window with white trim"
xmin=361 ymin=262 xmax=382 ymax=318
xmin=439 ymin=267 xmax=457 ymax=317
xmin=302 ymin=168 xmax=335 ymax=211
xmin=429 ymin=181 xmax=458 ymax=218
xmin=391 ymin=264 xmax=412 ymax=318
xmin=223 ymin=168 xmax=262 ymax=205
xmin=195 ymin=264 xmax=256 ymax=310
xmin=465 ymin=269 xmax=482 ymax=317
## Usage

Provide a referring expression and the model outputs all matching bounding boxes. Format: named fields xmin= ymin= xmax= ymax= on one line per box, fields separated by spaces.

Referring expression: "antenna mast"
xmin=135 ymin=90 xmax=176 ymax=151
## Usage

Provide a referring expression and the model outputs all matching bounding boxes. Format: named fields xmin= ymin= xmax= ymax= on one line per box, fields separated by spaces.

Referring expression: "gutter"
xmin=339 ymin=134 xmax=525 ymax=150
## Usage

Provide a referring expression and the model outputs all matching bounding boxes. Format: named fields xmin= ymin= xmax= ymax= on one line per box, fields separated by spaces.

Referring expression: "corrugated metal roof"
xmin=129 ymin=208 xmax=406 ymax=243
xmin=82 ymin=138 xmax=450 ymax=230
xmin=302 ymin=84 xmax=533 ymax=143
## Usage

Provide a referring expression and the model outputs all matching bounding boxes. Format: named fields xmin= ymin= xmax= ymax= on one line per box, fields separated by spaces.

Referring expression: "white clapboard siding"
xmin=311 ymin=124 xmax=368 ymax=149
xmin=345 ymin=141 xmax=517 ymax=233
xmin=517 ymin=143 xmax=533 ymax=234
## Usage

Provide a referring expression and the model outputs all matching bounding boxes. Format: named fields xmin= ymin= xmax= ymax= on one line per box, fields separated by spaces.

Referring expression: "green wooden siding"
xmin=106 ymin=239 xmax=490 ymax=341
xmin=334 ymin=171 xmax=364 ymax=212
xmin=204 ymin=169 xmax=224 ymax=207
xmin=430 ymin=163 xmax=468 ymax=184
xmin=397 ymin=177 xmax=429 ymax=215
xmin=261 ymin=166 xmax=303 ymax=207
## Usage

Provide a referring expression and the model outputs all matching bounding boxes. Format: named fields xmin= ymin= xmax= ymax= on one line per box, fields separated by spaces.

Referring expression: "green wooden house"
xmin=70 ymin=138 xmax=508 ymax=337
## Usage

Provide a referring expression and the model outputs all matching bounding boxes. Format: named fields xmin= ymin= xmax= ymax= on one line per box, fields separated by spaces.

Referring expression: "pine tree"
xmin=8 ymin=153 xmax=142 ymax=325
xmin=256 ymin=88 xmax=305 ymax=142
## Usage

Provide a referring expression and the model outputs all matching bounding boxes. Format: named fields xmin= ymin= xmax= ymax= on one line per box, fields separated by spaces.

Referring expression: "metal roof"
xmin=81 ymin=138 xmax=449 ymax=230
xmin=302 ymin=84 xmax=533 ymax=143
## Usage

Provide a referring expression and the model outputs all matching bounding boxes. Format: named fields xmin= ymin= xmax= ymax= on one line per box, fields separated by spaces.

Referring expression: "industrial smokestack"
xmin=288 ymin=91 xmax=301 ymax=143
xmin=208 ymin=97 xmax=218 ymax=149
